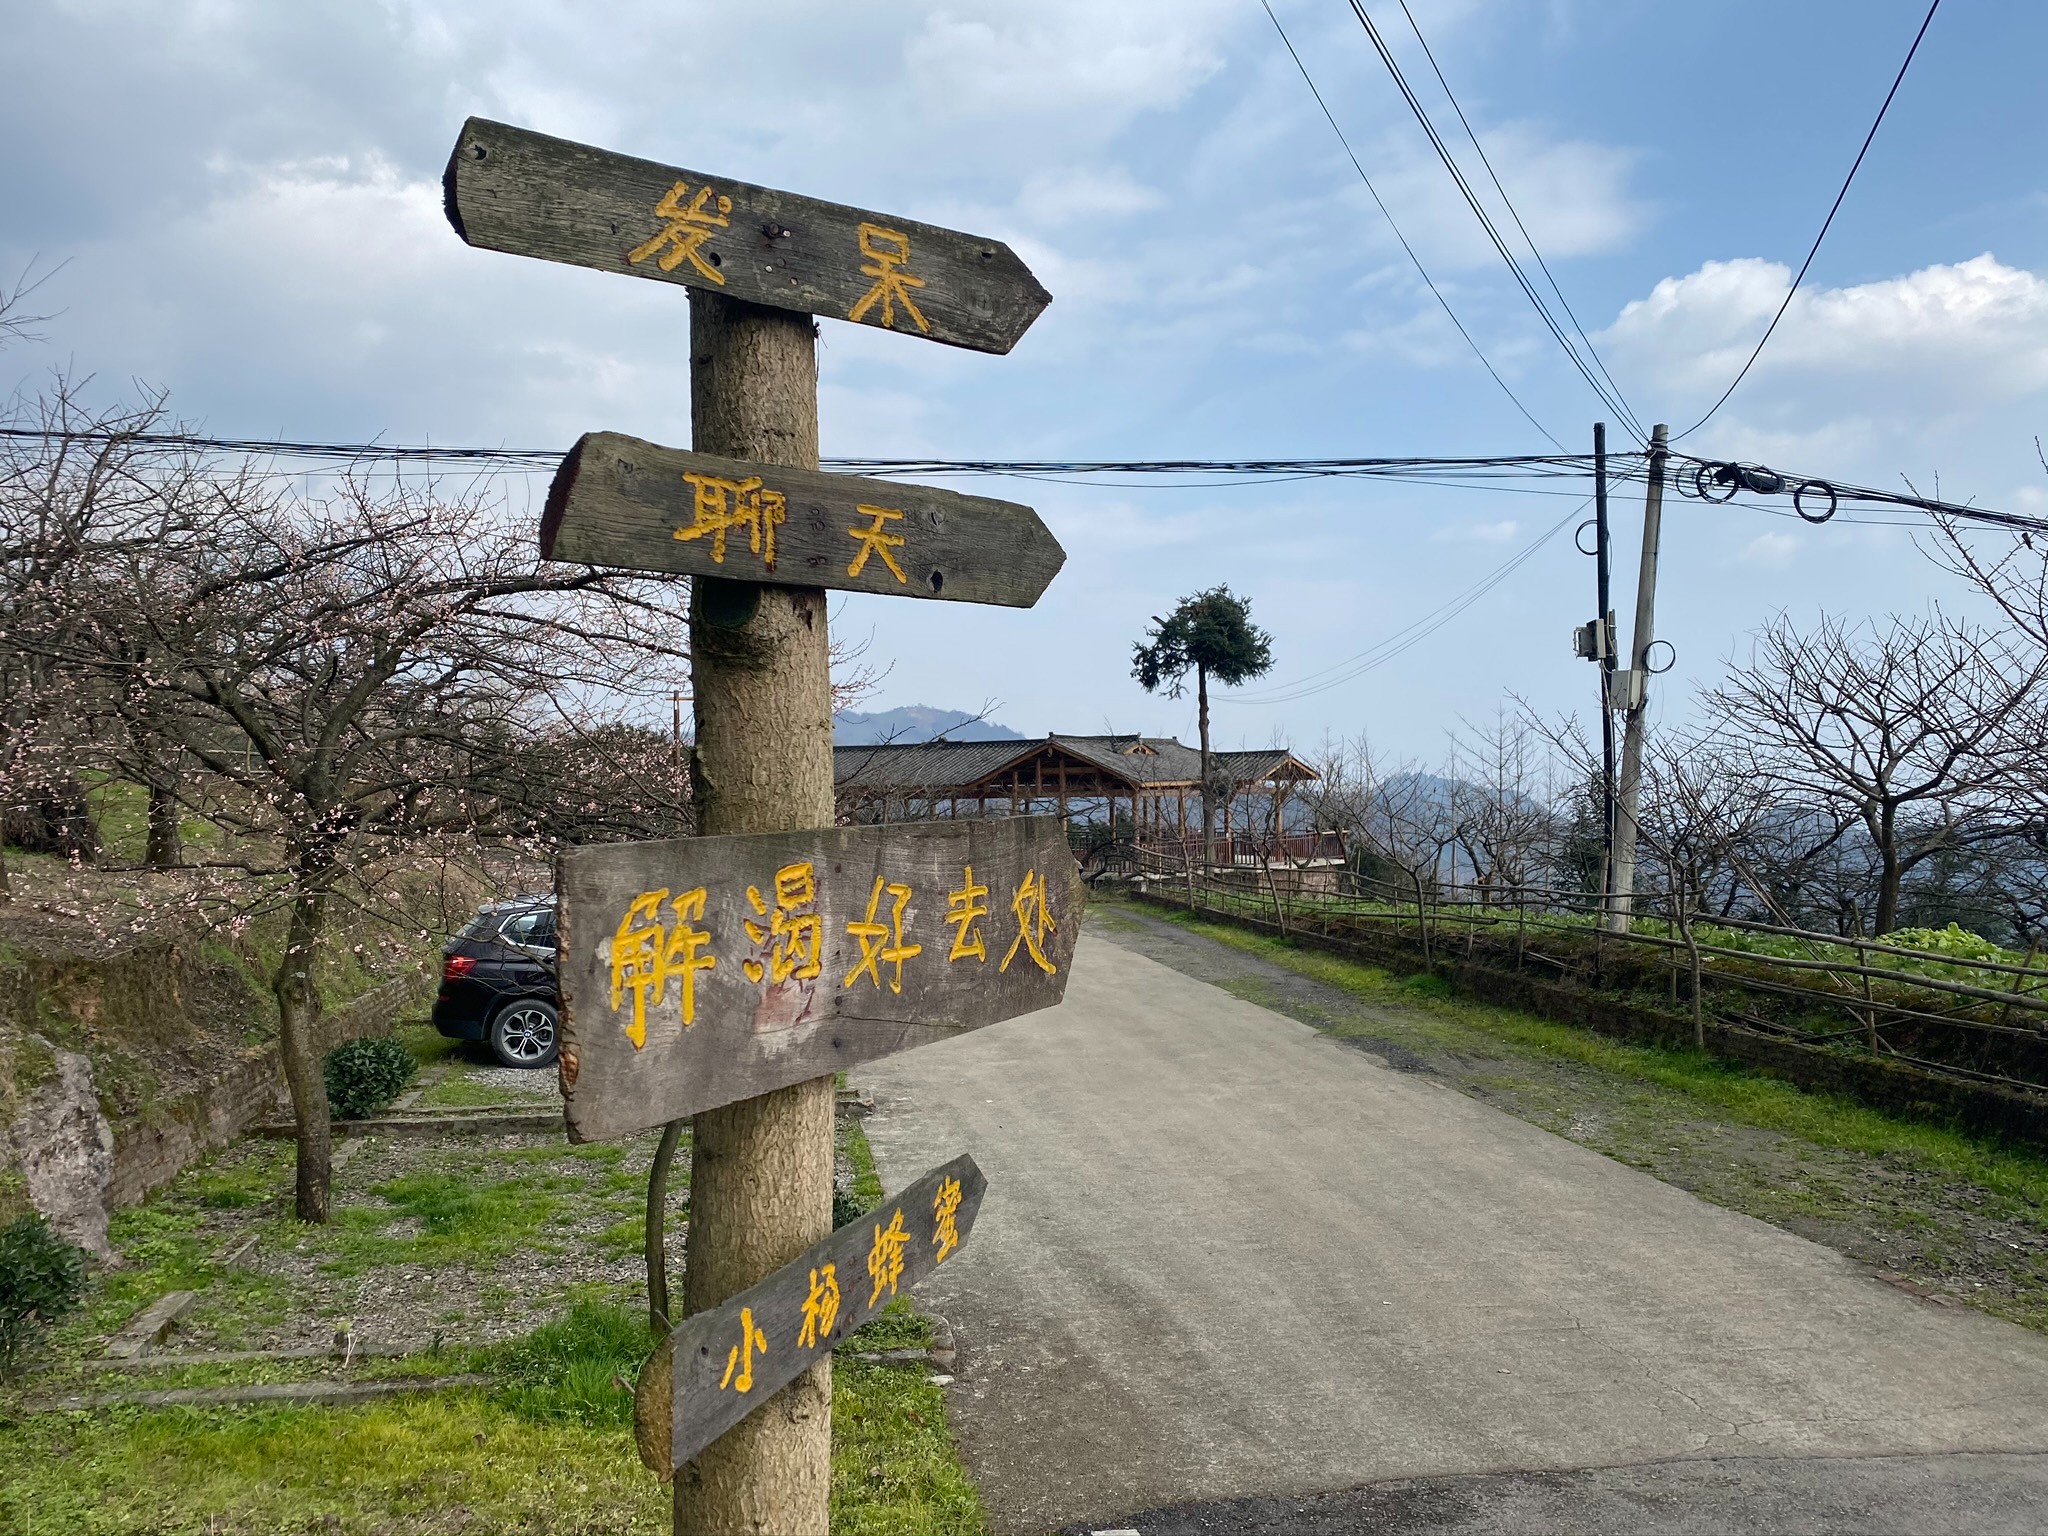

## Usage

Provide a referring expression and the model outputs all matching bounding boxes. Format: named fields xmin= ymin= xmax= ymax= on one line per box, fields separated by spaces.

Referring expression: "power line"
xmin=1229 ymin=502 xmax=1583 ymax=704
xmin=0 ymin=426 xmax=1596 ymax=480
xmin=1674 ymin=0 xmax=1942 ymax=442
xmin=1258 ymin=0 xmax=1563 ymax=450
xmin=1343 ymin=0 xmax=1649 ymax=443
xmin=1392 ymin=0 xmax=1641 ymax=439
xmin=5 ymin=425 xmax=2042 ymax=536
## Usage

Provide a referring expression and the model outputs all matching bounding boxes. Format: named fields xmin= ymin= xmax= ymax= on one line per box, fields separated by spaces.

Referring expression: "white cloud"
xmin=1015 ymin=167 xmax=1164 ymax=228
xmin=1370 ymin=122 xmax=1645 ymax=271
xmin=1603 ymin=253 xmax=2048 ymax=412
xmin=1433 ymin=518 xmax=1520 ymax=543
xmin=1740 ymin=531 xmax=1799 ymax=568
xmin=903 ymin=3 xmax=1235 ymax=123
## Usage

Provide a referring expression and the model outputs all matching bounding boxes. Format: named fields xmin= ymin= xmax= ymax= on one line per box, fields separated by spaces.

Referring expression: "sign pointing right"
xmin=444 ymin=118 xmax=1051 ymax=355
xmin=542 ymin=432 xmax=1065 ymax=608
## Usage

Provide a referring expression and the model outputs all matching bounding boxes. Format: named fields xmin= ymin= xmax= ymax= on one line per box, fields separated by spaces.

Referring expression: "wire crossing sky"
xmin=3 ymin=1 xmax=2045 ymax=756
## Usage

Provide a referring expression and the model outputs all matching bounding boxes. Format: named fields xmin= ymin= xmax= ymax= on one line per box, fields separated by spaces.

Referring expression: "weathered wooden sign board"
xmin=541 ymin=433 xmax=1063 ymax=606
xmin=634 ymin=1154 xmax=984 ymax=1475
xmin=444 ymin=117 xmax=1050 ymax=354
xmin=556 ymin=816 xmax=1081 ymax=1142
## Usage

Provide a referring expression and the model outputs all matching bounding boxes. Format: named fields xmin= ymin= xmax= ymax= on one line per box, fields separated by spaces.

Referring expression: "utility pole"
xmin=1606 ymin=423 xmax=1669 ymax=933
xmin=1593 ymin=423 xmax=1616 ymax=923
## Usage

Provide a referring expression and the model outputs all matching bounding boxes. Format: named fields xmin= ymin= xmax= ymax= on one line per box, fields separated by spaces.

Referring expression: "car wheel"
xmin=489 ymin=999 xmax=559 ymax=1069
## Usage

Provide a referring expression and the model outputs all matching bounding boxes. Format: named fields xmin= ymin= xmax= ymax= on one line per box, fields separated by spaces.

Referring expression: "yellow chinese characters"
xmin=944 ymin=866 xmax=988 ymax=963
xmin=844 ymin=876 xmax=921 ymax=994
xmin=847 ymin=223 xmax=929 ymax=333
xmin=609 ymin=887 xmax=716 ymax=1048
xmin=1000 ymin=868 xmax=1058 ymax=976
xmin=797 ymin=1263 xmax=841 ymax=1350
xmin=628 ymin=180 xmax=731 ymax=283
xmin=719 ymin=1306 xmax=767 ymax=1393
xmin=744 ymin=861 xmax=824 ymax=985
xmin=867 ymin=1208 xmax=908 ymax=1306
xmin=846 ymin=505 xmax=908 ymax=584
xmin=676 ymin=471 xmax=786 ymax=569
xmin=933 ymin=1176 xmax=963 ymax=1264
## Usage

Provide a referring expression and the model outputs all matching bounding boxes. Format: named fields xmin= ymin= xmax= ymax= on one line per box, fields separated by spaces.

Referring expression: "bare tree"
xmin=0 ymin=379 xmax=203 ymax=886
xmin=1302 ymin=734 xmax=1464 ymax=966
xmin=1447 ymin=708 xmax=1553 ymax=905
xmin=49 ymin=467 xmax=691 ymax=1220
xmin=1703 ymin=610 xmax=2037 ymax=935
xmin=1634 ymin=731 xmax=1774 ymax=1045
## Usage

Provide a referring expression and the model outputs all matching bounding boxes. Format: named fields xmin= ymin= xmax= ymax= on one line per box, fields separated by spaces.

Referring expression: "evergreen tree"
xmin=1131 ymin=586 xmax=1274 ymax=865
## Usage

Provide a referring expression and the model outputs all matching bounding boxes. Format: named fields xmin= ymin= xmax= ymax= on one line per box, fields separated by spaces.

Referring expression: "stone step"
xmin=35 ymin=1374 xmax=490 ymax=1413
xmin=102 ymin=1290 xmax=198 ymax=1359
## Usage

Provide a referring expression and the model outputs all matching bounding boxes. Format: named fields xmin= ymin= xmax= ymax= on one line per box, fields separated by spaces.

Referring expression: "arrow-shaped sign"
xmin=634 ymin=1155 xmax=986 ymax=1476
xmin=444 ymin=118 xmax=1050 ymax=355
xmin=554 ymin=816 xmax=1081 ymax=1143
xmin=542 ymin=432 xmax=1064 ymax=608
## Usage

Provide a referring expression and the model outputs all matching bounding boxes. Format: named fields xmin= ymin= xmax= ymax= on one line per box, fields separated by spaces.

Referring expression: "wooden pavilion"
xmin=832 ymin=733 xmax=1342 ymax=868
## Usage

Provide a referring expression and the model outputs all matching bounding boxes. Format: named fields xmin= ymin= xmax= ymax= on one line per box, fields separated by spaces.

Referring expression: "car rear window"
xmin=500 ymin=909 xmax=553 ymax=945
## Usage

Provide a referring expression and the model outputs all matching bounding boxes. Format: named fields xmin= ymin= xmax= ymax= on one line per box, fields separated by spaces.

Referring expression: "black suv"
xmin=431 ymin=897 xmax=560 ymax=1068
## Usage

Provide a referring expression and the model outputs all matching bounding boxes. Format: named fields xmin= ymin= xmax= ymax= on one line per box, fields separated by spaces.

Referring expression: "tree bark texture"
xmin=677 ymin=291 xmax=835 ymax=1536
xmin=274 ymin=885 xmax=333 ymax=1223
xmin=145 ymin=772 xmax=181 ymax=869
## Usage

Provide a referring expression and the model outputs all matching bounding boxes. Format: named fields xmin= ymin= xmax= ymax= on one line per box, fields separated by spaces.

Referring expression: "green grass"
xmin=477 ymin=1299 xmax=654 ymax=1426
xmin=413 ymin=1074 xmax=533 ymax=1109
xmin=598 ymin=1215 xmax=648 ymax=1258
xmin=843 ymin=1113 xmax=886 ymax=1213
xmin=831 ymin=1362 xmax=986 ymax=1536
xmin=317 ymin=1169 xmax=563 ymax=1274
xmin=845 ymin=1297 xmax=936 ymax=1353
xmin=1153 ymin=904 xmax=2048 ymax=1213
xmin=5 ymin=1301 xmax=984 ymax=1536
xmin=1 ymin=1392 xmax=671 ymax=1535
xmin=389 ymin=1017 xmax=462 ymax=1070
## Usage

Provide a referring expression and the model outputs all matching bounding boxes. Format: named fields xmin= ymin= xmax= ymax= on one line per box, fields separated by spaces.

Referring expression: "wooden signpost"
xmin=446 ymin=114 xmax=1055 ymax=1535
xmin=445 ymin=117 xmax=1050 ymax=355
xmin=556 ymin=816 xmax=1081 ymax=1143
xmin=634 ymin=1155 xmax=985 ymax=1477
xmin=542 ymin=434 xmax=1063 ymax=607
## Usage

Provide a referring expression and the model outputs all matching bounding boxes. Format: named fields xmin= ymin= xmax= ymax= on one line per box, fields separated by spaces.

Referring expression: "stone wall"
xmin=1 ymin=922 xmax=431 ymax=1249
xmin=100 ymin=967 xmax=430 ymax=1211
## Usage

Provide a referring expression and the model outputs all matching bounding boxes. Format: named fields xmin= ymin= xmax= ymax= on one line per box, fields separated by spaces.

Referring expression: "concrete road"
xmin=860 ymin=930 xmax=2048 ymax=1535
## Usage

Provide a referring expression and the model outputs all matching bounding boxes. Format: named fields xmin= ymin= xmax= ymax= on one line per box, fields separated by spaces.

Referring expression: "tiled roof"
xmin=833 ymin=738 xmax=1036 ymax=792
xmin=834 ymin=733 xmax=1316 ymax=794
xmin=1046 ymin=734 xmax=1204 ymax=787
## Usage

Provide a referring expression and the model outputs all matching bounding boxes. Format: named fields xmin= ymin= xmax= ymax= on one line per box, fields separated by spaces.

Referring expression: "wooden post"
xmin=679 ymin=291 xmax=835 ymax=1535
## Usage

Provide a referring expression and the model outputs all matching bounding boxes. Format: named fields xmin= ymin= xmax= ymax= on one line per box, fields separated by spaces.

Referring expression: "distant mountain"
xmin=833 ymin=706 xmax=1025 ymax=745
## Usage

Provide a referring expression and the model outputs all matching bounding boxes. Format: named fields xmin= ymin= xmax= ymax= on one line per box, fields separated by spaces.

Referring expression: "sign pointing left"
xmin=443 ymin=117 xmax=1050 ymax=354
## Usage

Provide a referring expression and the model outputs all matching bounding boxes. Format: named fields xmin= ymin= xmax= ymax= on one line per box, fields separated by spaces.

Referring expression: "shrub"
xmin=1887 ymin=923 xmax=2006 ymax=963
xmin=323 ymin=1036 xmax=418 ymax=1120
xmin=832 ymin=1186 xmax=871 ymax=1230
xmin=0 ymin=1213 xmax=88 ymax=1376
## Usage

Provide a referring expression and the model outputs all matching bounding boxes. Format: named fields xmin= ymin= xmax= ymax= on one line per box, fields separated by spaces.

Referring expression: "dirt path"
xmin=1099 ymin=902 xmax=2048 ymax=1332
xmin=859 ymin=923 xmax=2048 ymax=1535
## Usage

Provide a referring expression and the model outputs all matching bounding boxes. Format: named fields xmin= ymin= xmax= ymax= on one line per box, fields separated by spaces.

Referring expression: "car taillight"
xmin=443 ymin=955 xmax=477 ymax=980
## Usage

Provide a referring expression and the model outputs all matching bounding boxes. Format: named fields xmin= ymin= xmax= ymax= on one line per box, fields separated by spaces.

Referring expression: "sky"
xmin=6 ymin=0 xmax=2047 ymax=769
